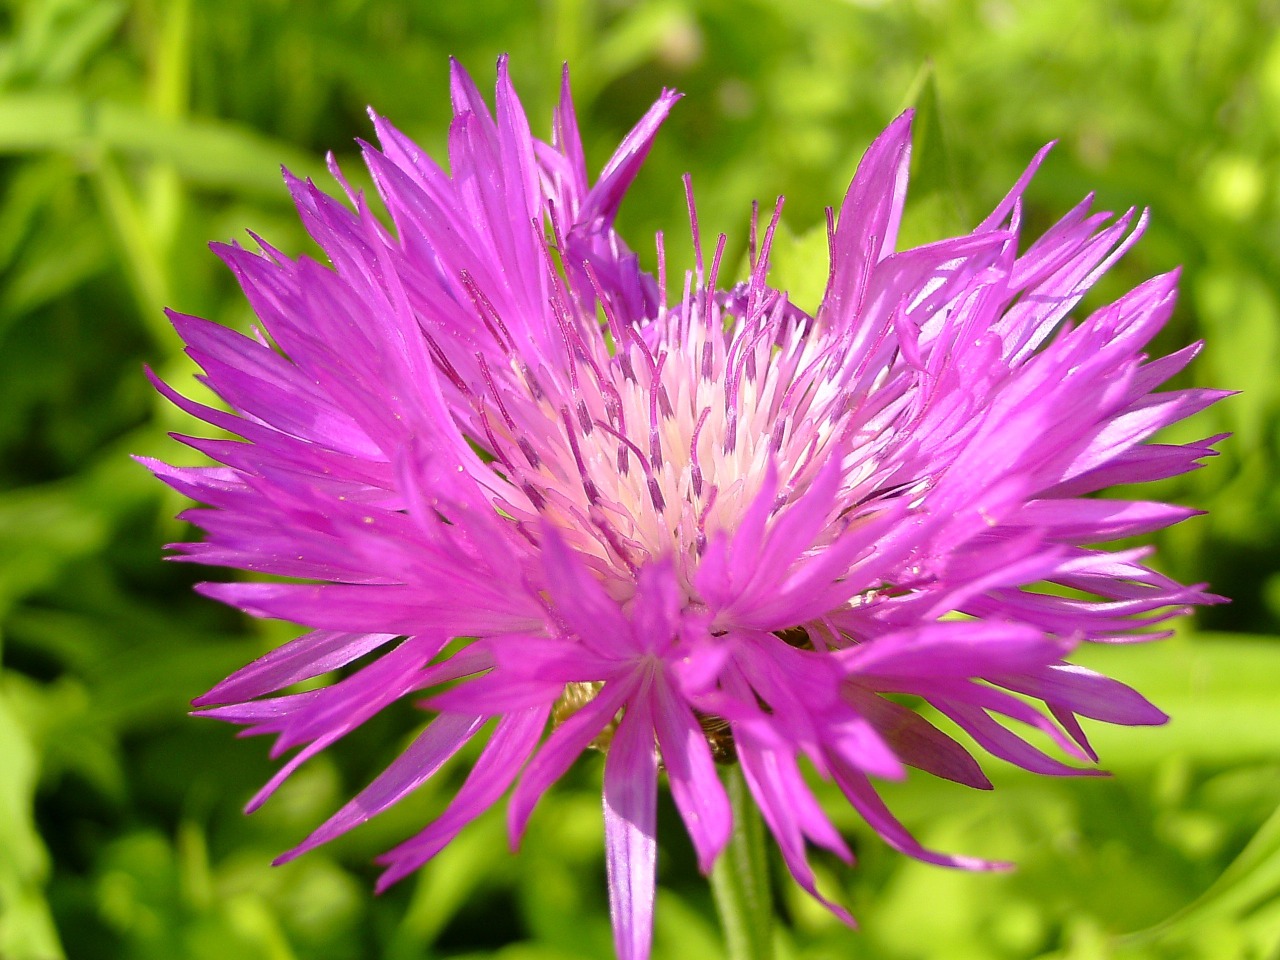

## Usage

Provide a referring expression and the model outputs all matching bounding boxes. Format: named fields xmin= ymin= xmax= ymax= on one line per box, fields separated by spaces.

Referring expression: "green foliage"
xmin=1 ymin=1 xmax=1277 ymax=958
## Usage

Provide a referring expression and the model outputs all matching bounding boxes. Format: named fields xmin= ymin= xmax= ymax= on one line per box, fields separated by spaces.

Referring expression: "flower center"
xmin=470 ymin=222 xmax=887 ymax=604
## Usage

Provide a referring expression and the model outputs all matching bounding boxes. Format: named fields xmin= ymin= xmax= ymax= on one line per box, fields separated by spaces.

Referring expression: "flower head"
xmin=147 ymin=57 xmax=1224 ymax=959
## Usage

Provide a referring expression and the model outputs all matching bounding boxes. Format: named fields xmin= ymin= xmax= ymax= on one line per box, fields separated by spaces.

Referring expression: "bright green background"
xmin=2 ymin=1 xmax=1278 ymax=958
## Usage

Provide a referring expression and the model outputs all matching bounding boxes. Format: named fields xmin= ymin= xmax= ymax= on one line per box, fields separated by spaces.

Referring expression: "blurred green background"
xmin=2 ymin=0 xmax=1279 ymax=957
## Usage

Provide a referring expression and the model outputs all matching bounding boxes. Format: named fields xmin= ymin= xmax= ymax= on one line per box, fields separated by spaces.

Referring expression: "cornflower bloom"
xmin=146 ymin=57 xmax=1224 ymax=960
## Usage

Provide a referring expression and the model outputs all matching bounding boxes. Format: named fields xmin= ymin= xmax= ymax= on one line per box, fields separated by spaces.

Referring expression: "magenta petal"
xmin=194 ymin=631 xmax=397 ymax=707
xmin=819 ymin=110 xmax=913 ymax=327
xmin=844 ymin=686 xmax=991 ymax=789
xmin=538 ymin=524 xmax=633 ymax=656
xmin=831 ymin=760 xmax=1009 ymax=871
xmin=603 ymin=690 xmax=659 ymax=960
xmin=993 ymin=663 xmax=1168 ymax=726
xmin=841 ymin=621 xmax=1070 ymax=680
xmin=651 ymin=678 xmax=731 ymax=872
xmin=551 ymin=63 xmax=588 ymax=204
xmin=579 ymin=89 xmax=682 ymax=228
xmin=507 ymin=675 xmax=639 ymax=845
xmin=374 ymin=704 xmax=549 ymax=890
xmin=275 ymin=712 xmax=485 ymax=863
xmin=197 ymin=580 xmax=541 ymax=637
xmin=930 ymin=698 xmax=1106 ymax=778
xmin=738 ymin=740 xmax=856 ymax=926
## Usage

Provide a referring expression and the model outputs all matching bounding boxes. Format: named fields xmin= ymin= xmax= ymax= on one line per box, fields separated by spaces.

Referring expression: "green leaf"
xmin=1072 ymin=634 xmax=1280 ymax=767
xmin=0 ymin=94 xmax=318 ymax=197
xmin=0 ymin=682 xmax=65 ymax=960
xmin=1125 ymin=800 xmax=1280 ymax=953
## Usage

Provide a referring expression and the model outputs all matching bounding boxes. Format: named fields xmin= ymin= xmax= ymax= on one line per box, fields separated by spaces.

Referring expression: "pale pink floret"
xmin=146 ymin=57 xmax=1224 ymax=960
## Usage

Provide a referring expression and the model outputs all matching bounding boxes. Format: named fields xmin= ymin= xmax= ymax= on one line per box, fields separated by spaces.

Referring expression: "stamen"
xmin=649 ymin=353 xmax=667 ymax=472
xmin=646 ymin=475 xmax=666 ymax=512
xmin=656 ymin=230 xmax=668 ymax=314
xmin=724 ymin=353 xmax=741 ymax=427
xmin=824 ymin=204 xmax=837 ymax=297
xmin=751 ymin=197 xmax=785 ymax=295
xmin=521 ymin=361 xmax=545 ymax=400
xmin=460 ymin=269 xmax=513 ymax=350
xmin=770 ymin=415 xmax=788 ymax=452
xmin=738 ymin=316 xmax=773 ymax=385
xmin=422 ymin=329 xmax=468 ymax=394
xmin=683 ymin=173 xmax=704 ymax=283
xmin=521 ymin=482 xmax=546 ymax=510
xmin=680 ymin=272 xmax=695 ymax=340
xmin=583 ymin=259 xmax=629 ymax=358
xmin=518 ymin=436 xmax=541 ymax=469
xmin=695 ymin=484 xmax=718 ymax=554
xmin=589 ymin=507 xmax=639 ymax=573
xmin=596 ymin=419 xmax=652 ymax=477
xmin=476 ymin=354 xmax=516 ymax=429
xmin=598 ymin=384 xmax=628 ymax=474
xmin=549 ymin=292 xmax=584 ymax=399
xmin=705 ymin=233 xmax=727 ymax=332
xmin=542 ymin=206 xmax=578 ymax=308
xmin=596 ymin=419 xmax=663 ymax=512
xmin=560 ymin=406 xmax=599 ymax=504
xmin=689 ymin=406 xmax=711 ymax=497
xmin=475 ymin=399 xmax=514 ymax=471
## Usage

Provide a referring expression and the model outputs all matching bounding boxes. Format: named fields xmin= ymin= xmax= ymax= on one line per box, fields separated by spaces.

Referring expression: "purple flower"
xmin=146 ymin=57 xmax=1224 ymax=959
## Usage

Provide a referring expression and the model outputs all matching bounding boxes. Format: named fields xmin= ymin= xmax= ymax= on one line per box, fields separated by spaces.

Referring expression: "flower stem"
xmin=710 ymin=764 xmax=774 ymax=960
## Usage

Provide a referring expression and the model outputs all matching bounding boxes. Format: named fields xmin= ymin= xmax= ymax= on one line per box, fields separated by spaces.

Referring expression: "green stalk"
xmin=709 ymin=764 xmax=774 ymax=960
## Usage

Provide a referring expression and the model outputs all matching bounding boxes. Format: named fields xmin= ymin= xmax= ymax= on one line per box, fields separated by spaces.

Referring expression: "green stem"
xmin=710 ymin=764 xmax=774 ymax=960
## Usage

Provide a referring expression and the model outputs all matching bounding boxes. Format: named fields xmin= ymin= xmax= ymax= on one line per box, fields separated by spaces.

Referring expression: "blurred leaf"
xmin=1073 ymin=634 xmax=1280 ymax=767
xmin=0 ymin=682 xmax=65 ymax=960
xmin=897 ymin=62 xmax=970 ymax=245
xmin=0 ymin=0 xmax=125 ymax=87
xmin=0 ymin=484 xmax=110 ymax=617
xmin=0 ymin=94 xmax=318 ymax=196
xmin=386 ymin=808 xmax=511 ymax=957
xmin=1129 ymin=800 xmax=1280 ymax=953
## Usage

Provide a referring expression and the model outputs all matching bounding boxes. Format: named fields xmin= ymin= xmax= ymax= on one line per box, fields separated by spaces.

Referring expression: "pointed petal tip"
xmin=373 ymin=867 xmax=403 ymax=895
xmin=189 ymin=689 xmax=220 ymax=709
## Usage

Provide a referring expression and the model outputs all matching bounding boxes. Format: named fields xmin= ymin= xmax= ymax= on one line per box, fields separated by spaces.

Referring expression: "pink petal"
xmin=375 ymin=704 xmax=549 ymax=890
xmin=831 ymin=760 xmax=1009 ymax=871
xmin=507 ymin=674 xmax=639 ymax=845
xmin=840 ymin=621 xmax=1071 ymax=680
xmin=603 ymin=688 xmax=659 ymax=960
xmin=651 ymin=677 xmax=731 ymax=872
xmin=274 ymin=711 xmax=485 ymax=863
xmin=819 ymin=110 xmax=914 ymax=327
xmin=194 ymin=630 xmax=398 ymax=707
